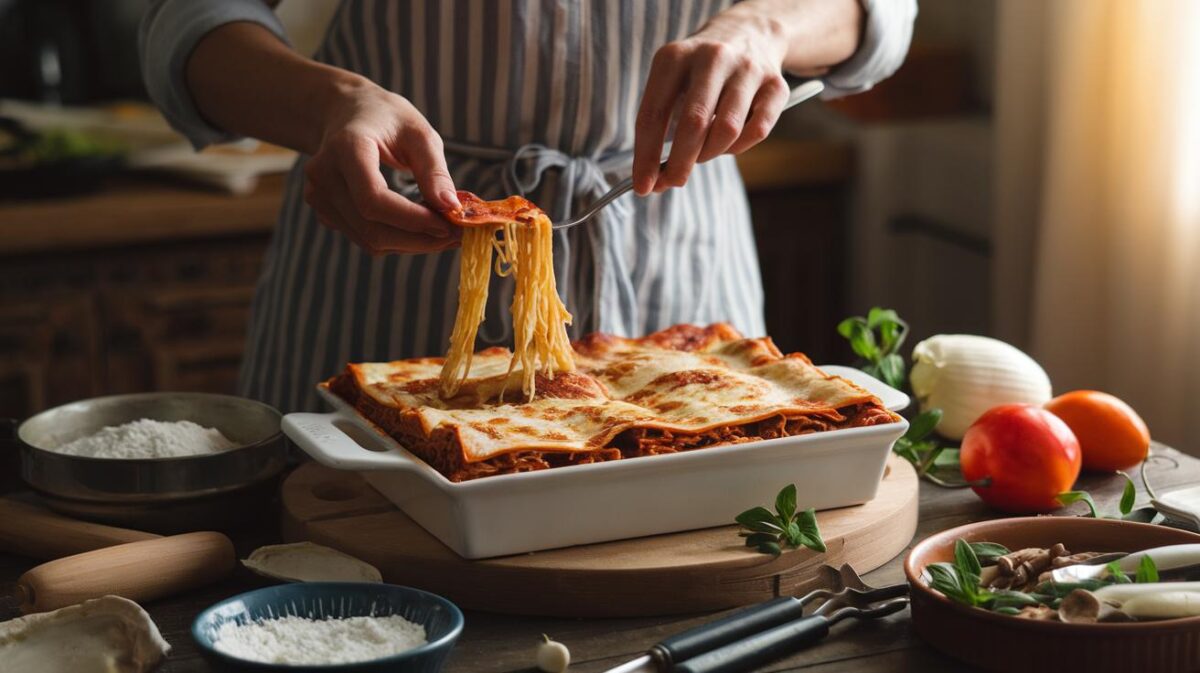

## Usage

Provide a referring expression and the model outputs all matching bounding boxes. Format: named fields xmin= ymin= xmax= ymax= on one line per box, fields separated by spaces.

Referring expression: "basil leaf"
xmin=1106 ymin=561 xmax=1131 ymax=584
xmin=967 ymin=542 xmax=1011 ymax=564
xmin=757 ymin=541 xmax=782 ymax=556
xmin=1033 ymin=579 xmax=1109 ymax=598
xmin=993 ymin=606 xmax=1022 ymax=616
xmin=795 ymin=508 xmax=825 ymax=552
xmin=735 ymin=506 xmax=779 ymax=528
xmin=849 ymin=325 xmax=880 ymax=362
xmin=926 ymin=563 xmax=968 ymax=603
xmin=986 ymin=590 xmax=1041 ymax=610
xmin=836 ymin=317 xmax=863 ymax=340
xmin=955 ymin=539 xmax=983 ymax=578
xmin=934 ymin=448 xmax=961 ymax=467
xmin=878 ymin=353 xmax=905 ymax=389
xmin=1136 ymin=556 xmax=1159 ymax=583
xmin=775 ymin=484 xmax=797 ymax=523
xmin=866 ymin=307 xmax=899 ymax=330
xmin=1056 ymin=491 xmax=1100 ymax=517
xmin=905 ymin=409 xmax=943 ymax=442
xmin=1119 ymin=473 xmax=1136 ymax=516
xmin=743 ymin=532 xmax=777 ymax=548
xmin=785 ymin=521 xmax=802 ymax=547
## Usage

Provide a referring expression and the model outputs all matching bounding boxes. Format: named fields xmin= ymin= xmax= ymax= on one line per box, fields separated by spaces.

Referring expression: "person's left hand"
xmin=632 ymin=16 xmax=789 ymax=195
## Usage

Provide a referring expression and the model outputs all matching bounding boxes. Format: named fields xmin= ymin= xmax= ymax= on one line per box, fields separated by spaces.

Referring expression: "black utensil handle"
xmin=651 ymin=597 xmax=805 ymax=667
xmin=672 ymin=616 xmax=830 ymax=673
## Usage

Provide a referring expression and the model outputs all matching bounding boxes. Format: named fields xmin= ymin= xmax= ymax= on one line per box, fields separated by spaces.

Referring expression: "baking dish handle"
xmin=282 ymin=412 xmax=418 ymax=471
xmin=818 ymin=365 xmax=910 ymax=412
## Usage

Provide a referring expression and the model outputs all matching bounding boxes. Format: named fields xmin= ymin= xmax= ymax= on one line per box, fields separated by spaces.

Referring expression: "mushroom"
xmin=1014 ymin=605 xmax=1058 ymax=620
xmin=987 ymin=544 xmax=1071 ymax=591
xmin=1057 ymin=589 xmax=1131 ymax=624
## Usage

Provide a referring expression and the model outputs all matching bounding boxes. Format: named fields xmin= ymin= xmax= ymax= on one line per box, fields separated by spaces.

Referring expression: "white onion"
xmin=909 ymin=334 xmax=1052 ymax=439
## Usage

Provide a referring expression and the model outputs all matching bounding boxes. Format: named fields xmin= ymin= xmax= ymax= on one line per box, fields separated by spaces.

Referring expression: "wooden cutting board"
xmin=280 ymin=455 xmax=919 ymax=617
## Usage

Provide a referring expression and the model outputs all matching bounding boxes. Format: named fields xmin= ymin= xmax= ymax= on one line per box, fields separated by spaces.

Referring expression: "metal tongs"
xmin=604 ymin=564 xmax=908 ymax=673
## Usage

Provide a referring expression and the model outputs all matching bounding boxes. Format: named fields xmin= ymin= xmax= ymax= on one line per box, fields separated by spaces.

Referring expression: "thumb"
xmin=387 ymin=124 xmax=461 ymax=213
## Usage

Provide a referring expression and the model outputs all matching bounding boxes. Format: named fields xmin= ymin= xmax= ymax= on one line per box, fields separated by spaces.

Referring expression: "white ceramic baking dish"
xmin=283 ymin=366 xmax=909 ymax=559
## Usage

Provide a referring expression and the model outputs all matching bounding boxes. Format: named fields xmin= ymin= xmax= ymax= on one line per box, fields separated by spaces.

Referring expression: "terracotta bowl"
xmin=904 ymin=517 xmax=1200 ymax=673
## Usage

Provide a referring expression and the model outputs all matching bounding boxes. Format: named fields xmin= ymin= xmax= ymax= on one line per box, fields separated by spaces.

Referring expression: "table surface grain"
xmin=1 ymin=443 xmax=1192 ymax=673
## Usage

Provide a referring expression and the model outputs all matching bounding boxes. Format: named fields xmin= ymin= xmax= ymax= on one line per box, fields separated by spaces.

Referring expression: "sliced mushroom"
xmin=0 ymin=595 xmax=169 ymax=673
xmin=1014 ymin=605 xmax=1059 ymax=620
xmin=1057 ymin=589 xmax=1131 ymax=624
xmin=242 ymin=542 xmax=382 ymax=583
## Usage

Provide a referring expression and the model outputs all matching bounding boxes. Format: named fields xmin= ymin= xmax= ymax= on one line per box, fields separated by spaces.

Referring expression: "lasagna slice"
xmin=324 ymin=323 xmax=901 ymax=482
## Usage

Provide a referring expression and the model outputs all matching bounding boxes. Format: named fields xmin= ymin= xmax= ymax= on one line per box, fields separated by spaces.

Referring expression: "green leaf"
xmin=1032 ymin=579 xmax=1109 ymax=598
xmin=757 ymin=541 xmax=782 ymax=556
xmin=836 ymin=317 xmax=864 ymax=339
xmin=775 ymin=484 xmax=797 ymax=523
xmin=1136 ymin=555 xmax=1159 ymax=583
xmin=985 ymin=590 xmax=1041 ymax=610
xmin=1122 ymin=507 xmax=1158 ymax=524
xmin=866 ymin=307 xmax=900 ymax=330
xmin=934 ymin=448 xmax=961 ymax=467
xmin=784 ymin=521 xmax=802 ymax=547
xmin=993 ymin=606 xmax=1022 ymax=616
xmin=736 ymin=506 xmax=780 ymax=528
xmin=1106 ymin=561 xmax=1131 ymax=584
xmin=955 ymin=539 xmax=983 ymax=578
xmin=967 ymin=542 xmax=1011 ymax=564
xmin=848 ymin=324 xmax=880 ymax=362
xmin=743 ymin=532 xmax=777 ymax=548
xmin=1057 ymin=491 xmax=1100 ymax=518
xmin=892 ymin=440 xmax=920 ymax=463
xmin=878 ymin=354 xmax=906 ymax=389
xmin=905 ymin=409 xmax=943 ymax=442
xmin=794 ymin=508 xmax=825 ymax=552
xmin=1119 ymin=472 xmax=1137 ymax=516
xmin=926 ymin=563 xmax=966 ymax=599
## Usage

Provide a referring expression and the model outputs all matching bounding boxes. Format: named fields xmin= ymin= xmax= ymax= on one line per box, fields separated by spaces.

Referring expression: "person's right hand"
xmin=303 ymin=80 xmax=462 ymax=255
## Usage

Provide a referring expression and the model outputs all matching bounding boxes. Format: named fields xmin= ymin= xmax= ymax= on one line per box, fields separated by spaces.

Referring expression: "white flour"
xmin=51 ymin=419 xmax=237 ymax=459
xmin=212 ymin=615 xmax=427 ymax=665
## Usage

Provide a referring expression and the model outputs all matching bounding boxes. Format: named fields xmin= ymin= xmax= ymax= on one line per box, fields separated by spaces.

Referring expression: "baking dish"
xmin=283 ymin=366 xmax=909 ymax=559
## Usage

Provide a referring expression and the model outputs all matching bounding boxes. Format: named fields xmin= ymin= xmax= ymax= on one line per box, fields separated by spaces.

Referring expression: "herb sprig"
xmin=735 ymin=484 xmax=826 ymax=556
xmin=1057 ymin=472 xmax=1159 ymax=523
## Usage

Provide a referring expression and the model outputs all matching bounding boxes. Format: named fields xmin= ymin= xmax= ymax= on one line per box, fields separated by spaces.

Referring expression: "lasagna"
xmin=325 ymin=323 xmax=901 ymax=482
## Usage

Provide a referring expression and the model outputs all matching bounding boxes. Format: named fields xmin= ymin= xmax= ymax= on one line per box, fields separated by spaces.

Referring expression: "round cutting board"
xmin=280 ymin=455 xmax=918 ymax=617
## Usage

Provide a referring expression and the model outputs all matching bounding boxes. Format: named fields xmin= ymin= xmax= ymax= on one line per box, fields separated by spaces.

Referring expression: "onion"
xmin=909 ymin=334 xmax=1052 ymax=439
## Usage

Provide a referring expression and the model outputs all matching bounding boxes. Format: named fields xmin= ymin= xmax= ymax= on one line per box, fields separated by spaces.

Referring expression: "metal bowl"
xmin=15 ymin=392 xmax=288 ymax=504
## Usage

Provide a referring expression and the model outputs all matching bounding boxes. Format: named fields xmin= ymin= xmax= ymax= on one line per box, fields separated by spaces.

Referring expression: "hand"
xmin=633 ymin=15 xmax=789 ymax=195
xmin=304 ymin=80 xmax=463 ymax=255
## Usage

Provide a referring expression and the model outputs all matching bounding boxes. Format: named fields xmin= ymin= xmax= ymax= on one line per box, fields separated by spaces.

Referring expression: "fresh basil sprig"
xmin=837 ymin=307 xmax=908 ymax=390
xmin=1057 ymin=472 xmax=1158 ymax=522
xmin=735 ymin=484 xmax=826 ymax=556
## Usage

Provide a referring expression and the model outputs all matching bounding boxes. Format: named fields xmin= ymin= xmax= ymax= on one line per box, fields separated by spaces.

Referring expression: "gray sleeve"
xmin=821 ymin=0 xmax=917 ymax=98
xmin=139 ymin=0 xmax=289 ymax=149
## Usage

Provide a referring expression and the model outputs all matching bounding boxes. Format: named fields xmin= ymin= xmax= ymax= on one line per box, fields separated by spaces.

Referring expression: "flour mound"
xmin=212 ymin=615 xmax=427 ymax=665
xmin=52 ymin=419 xmax=237 ymax=459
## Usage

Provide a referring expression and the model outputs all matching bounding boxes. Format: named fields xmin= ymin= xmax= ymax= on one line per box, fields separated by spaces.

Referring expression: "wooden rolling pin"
xmin=0 ymin=499 xmax=236 ymax=614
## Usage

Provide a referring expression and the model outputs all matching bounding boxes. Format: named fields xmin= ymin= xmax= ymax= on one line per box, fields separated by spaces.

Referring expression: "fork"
xmin=551 ymin=79 xmax=826 ymax=231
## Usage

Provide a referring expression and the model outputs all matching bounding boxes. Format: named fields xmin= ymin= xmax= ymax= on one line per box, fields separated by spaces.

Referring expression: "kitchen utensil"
xmin=1153 ymin=484 xmax=1200 ymax=531
xmin=284 ymin=365 xmax=908 ymax=559
xmin=16 ymin=531 xmax=235 ymax=613
xmin=905 ymin=516 xmax=1200 ymax=673
xmin=604 ymin=564 xmax=906 ymax=673
xmin=1050 ymin=543 xmax=1200 ymax=583
xmin=9 ymin=392 xmax=288 ymax=530
xmin=280 ymin=455 xmax=918 ymax=617
xmin=550 ymin=79 xmax=825 ymax=231
xmin=0 ymin=497 xmax=158 ymax=560
xmin=670 ymin=565 xmax=908 ymax=673
xmin=192 ymin=582 xmax=463 ymax=672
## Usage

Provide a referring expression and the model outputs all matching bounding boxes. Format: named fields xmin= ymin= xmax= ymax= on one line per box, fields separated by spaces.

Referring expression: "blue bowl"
xmin=192 ymin=583 xmax=463 ymax=672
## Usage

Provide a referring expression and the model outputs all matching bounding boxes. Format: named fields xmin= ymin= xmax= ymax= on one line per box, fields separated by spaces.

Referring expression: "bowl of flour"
xmin=192 ymin=582 xmax=463 ymax=672
xmin=13 ymin=392 xmax=288 ymax=513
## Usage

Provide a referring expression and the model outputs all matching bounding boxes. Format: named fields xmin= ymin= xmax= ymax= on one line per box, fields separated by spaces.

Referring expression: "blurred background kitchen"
xmin=1 ymin=0 xmax=1197 ymax=448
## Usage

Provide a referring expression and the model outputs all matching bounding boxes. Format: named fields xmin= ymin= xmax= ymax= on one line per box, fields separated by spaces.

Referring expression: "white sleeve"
xmin=821 ymin=0 xmax=917 ymax=98
xmin=139 ymin=0 xmax=289 ymax=149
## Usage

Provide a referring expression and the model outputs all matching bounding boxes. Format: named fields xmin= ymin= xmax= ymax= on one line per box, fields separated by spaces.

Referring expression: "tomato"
xmin=960 ymin=404 xmax=1082 ymax=513
xmin=1045 ymin=390 xmax=1150 ymax=471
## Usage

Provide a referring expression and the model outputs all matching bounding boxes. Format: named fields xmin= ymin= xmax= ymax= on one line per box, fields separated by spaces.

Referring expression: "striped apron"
xmin=238 ymin=0 xmax=766 ymax=413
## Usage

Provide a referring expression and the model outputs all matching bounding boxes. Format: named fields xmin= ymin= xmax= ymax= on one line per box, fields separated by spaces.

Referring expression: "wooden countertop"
xmin=0 ymin=138 xmax=851 ymax=256
xmin=0 ymin=444 xmax=1189 ymax=672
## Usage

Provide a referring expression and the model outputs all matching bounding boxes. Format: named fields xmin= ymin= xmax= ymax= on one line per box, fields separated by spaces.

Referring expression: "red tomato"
xmin=1045 ymin=390 xmax=1150 ymax=471
xmin=960 ymin=404 xmax=1082 ymax=513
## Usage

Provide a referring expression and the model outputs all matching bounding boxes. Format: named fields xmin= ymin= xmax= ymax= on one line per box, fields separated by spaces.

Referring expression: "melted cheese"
xmin=330 ymin=324 xmax=891 ymax=463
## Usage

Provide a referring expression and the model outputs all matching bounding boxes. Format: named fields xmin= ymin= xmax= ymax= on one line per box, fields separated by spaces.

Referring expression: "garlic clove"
xmin=910 ymin=334 xmax=1052 ymax=439
xmin=536 ymin=635 xmax=570 ymax=673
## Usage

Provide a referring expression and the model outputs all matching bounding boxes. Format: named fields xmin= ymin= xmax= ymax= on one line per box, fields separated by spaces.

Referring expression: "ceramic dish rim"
xmin=190 ymin=582 xmax=465 ymax=670
xmin=904 ymin=516 xmax=1200 ymax=633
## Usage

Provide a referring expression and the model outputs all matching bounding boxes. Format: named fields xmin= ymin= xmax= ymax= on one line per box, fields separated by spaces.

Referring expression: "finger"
xmin=696 ymin=73 xmax=756 ymax=163
xmin=726 ymin=75 xmax=788 ymax=156
xmin=304 ymin=175 xmax=341 ymax=231
xmin=633 ymin=43 xmax=687 ymax=196
xmin=655 ymin=47 xmax=735 ymax=191
xmin=333 ymin=134 xmax=453 ymax=238
xmin=391 ymin=123 xmax=461 ymax=213
xmin=329 ymin=174 xmax=459 ymax=255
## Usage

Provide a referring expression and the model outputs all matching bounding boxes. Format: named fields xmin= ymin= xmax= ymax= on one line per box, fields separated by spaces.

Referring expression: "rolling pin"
xmin=14 ymin=531 xmax=236 ymax=613
xmin=0 ymin=498 xmax=236 ymax=613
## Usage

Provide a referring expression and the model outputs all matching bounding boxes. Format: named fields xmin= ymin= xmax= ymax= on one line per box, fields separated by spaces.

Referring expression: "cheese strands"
xmin=439 ymin=196 xmax=574 ymax=401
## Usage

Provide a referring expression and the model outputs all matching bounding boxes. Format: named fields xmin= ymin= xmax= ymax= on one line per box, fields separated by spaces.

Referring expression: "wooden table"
xmin=1 ymin=444 xmax=1191 ymax=672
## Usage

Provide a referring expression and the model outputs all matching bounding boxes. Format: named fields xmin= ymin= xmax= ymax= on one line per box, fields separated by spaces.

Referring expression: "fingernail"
xmin=439 ymin=190 xmax=461 ymax=210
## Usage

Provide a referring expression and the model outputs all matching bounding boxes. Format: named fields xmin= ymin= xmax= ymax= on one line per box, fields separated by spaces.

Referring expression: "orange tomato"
xmin=1045 ymin=390 xmax=1150 ymax=471
xmin=960 ymin=404 xmax=1082 ymax=513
